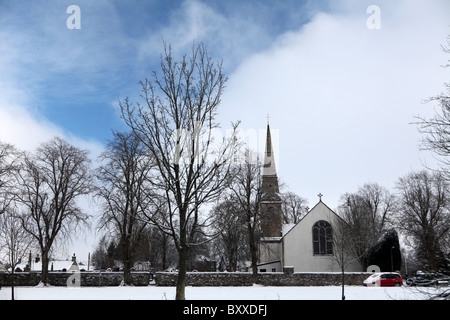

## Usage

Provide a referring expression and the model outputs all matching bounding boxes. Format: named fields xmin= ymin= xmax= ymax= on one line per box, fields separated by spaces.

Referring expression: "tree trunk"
xmin=248 ymin=226 xmax=259 ymax=284
xmin=41 ymin=253 xmax=50 ymax=286
xmin=122 ymin=259 xmax=132 ymax=286
xmin=11 ymin=270 xmax=15 ymax=301
xmin=176 ymin=246 xmax=189 ymax=300
xmin=162 ymin=232 xmax=169 ymax=271
xmin=123 ymin=264 xmax=132 ymax=285
xmin=122 ymin=238 xmax=132 ymax=286
xmin=162 ymin=241 xmax=167 ymax=271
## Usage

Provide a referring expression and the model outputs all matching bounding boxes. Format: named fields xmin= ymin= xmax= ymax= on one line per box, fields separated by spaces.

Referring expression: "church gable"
xmin=283 ymin=201 xmax=340 ymax=237
xmin=283 ymin=200 xmax=339 ymax=244
xmin=282 ymin=200 xmax=362 ymax=272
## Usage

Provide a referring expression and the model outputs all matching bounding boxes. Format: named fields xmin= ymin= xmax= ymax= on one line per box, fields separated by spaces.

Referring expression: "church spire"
xmin=263 ymin=122 xmax=277 ymax=177
xmin=260 ymin=120 xmax=282 ymax=238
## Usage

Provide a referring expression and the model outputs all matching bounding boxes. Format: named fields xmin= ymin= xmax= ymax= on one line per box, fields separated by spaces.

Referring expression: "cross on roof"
xmin=267 ymin=114 xmax=270 ymax=125
xmin=318 ymin=193 xmax=323 ymax=201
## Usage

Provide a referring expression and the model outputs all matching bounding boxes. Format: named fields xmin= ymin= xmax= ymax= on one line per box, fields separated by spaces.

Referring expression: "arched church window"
xmin=312 ymin=221 xmax=333 ymax=255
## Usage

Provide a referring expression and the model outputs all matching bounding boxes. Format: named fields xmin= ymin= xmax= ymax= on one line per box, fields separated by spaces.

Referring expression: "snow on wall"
xmin=2 ymin=269 xmax=372 ymax=287
xmin=0 ymin=271 xmax=152 ymax=287
xmin=155 ymin=270 xmax=372 ymax=287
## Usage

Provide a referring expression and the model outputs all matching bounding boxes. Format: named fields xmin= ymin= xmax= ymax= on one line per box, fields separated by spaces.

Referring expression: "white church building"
xmin=257 ymin=123 xmax=363 ymax=273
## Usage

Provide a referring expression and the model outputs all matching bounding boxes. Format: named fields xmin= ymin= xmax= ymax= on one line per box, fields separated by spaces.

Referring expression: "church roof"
xmin=281 ymin=200 xmax=342 ymax=239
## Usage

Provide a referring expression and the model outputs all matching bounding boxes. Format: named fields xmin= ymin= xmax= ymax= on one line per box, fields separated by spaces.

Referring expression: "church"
xmin=257 ymin=123 xmax=363 ymax=273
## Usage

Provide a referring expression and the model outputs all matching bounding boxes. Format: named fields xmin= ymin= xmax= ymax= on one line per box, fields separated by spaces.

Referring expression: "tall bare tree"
xmin=211 ymin=198 xmax=248 ymax=272
xmin=96 ymin=131 xmax=152 ymax=285
xmin=330 ymin=215 xmax=358 ymax=300
xmin=0 ymin=207 xmax=33 ymax=300
xmin=228 ymin=150 xmax=262 ymax=282
xmin=120 ymin=42 xmax=239 ymax=300
xmin=396 ymin=170 xmax=450 ymax=271
xmin=338 ymin=182 xmax=396 ymax=267
xmin=15 ymin=137 xmax=93 ymax=285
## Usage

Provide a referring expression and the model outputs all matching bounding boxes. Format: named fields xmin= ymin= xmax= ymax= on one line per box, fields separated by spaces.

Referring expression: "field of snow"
xmin=0 ymin=285 xmax=443 ymax=300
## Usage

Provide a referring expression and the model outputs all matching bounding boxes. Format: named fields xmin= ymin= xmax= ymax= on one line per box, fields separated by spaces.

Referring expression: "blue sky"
xmin=1 ymin=0 xmax=449 ymax=260
xmin=0 ymin=0 xmax=330 ymax=143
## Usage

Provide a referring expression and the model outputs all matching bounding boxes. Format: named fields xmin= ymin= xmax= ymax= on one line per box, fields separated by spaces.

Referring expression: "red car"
xmin=363 ymin=273 xmax=403 ymax=287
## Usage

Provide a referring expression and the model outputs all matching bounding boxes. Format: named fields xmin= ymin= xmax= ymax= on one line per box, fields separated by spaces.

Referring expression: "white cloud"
xmin=0 ymin=99 xmax=104 ymax=159
xmin=0 ymin=105 xmax=61 ymax=151
xmin=0 ymin=67 xmax=104 ymax=159
xmin=220 ymin=0 xmax=449 ymax=208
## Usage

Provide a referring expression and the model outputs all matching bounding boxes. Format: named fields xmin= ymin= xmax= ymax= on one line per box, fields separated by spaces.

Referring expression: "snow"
xmin=0 ymin=285 xmax=443 ymax=300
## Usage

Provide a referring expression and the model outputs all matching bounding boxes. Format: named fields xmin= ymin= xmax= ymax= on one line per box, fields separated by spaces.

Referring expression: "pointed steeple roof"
xmin=260 ymin=120 xmax=282 ymax=238
xmin=263 ymin=123 xmax=277 ymax=177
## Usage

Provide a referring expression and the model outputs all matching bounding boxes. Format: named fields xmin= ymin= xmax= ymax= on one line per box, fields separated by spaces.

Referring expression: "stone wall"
xmin=0 ymin=271 xmax=152 ymax=287
xmin=155 ymin=268 xmax=371 ymax=287
xmin=1 ymin=268 xmax=371 ymax=287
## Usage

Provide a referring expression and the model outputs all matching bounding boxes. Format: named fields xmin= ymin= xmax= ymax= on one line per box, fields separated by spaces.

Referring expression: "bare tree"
xmin=338 ymin=182 xmax=396 ymax=267
xmin=138 ymin=225 xmax=177 ymax=271
xmin=396 ymin=170 xmax=450 ymax=271
xmin=120 ymin=42 xmax=239 ymax=300
xmin=280 ymin=191 xmax=308 ymax=224
xmin=330 ymin=215 xmax=360 ymax=301
xmin=228 ymin=150 xmax=262 ymax=282
xmin=0 ymin=207 xmax=33 ymax=300
xmin=0 ymin=142 xmax=20 ymax=215
xmin=416 ymin=35 xmax=450 ymax=178
xmin=96 ymin=131 xmax=153 ymax=285
xmin=91 ymin=234 xmax=116 ymax=270
xmin=211 ymin=198 xmax=248 ymax=272
xmin=15 ymin=137 xmax=93 ymax=285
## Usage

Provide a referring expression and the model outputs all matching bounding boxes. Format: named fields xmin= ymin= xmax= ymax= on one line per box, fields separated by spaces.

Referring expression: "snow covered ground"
xmin=0 ymin=285 xmax=443 ymax=300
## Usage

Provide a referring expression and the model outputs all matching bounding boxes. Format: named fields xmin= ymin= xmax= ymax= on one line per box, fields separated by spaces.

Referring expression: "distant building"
xmin=13 ymin=253 xmax=80 ymax=272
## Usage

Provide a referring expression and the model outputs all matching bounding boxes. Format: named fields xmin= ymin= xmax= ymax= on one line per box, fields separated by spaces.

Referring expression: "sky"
xmin=1 ymin=0 xmax=449 ymax=262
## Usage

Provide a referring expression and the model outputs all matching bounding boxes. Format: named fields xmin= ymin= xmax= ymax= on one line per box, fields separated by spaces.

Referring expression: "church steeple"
xmin=260 ymin=121 xmax=282 ymax=238
xmin=261 ymin=122 xmax=280 ymax=198
xmin=262 ymin=123 xmax=277 ymax=177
